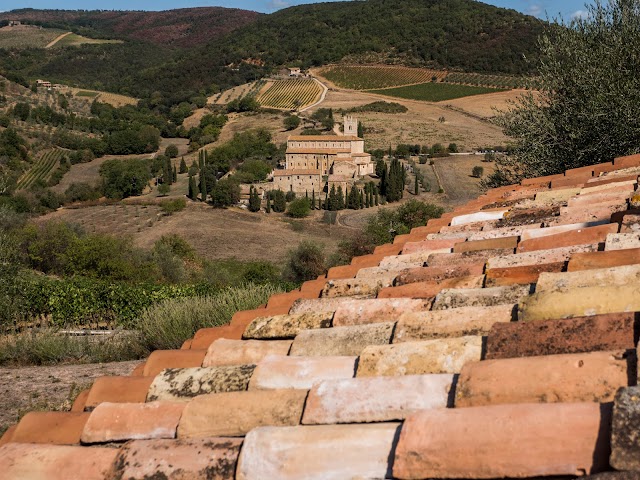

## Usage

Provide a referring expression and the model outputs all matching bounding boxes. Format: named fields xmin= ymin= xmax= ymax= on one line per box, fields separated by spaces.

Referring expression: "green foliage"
xmin=238 ymin=159 xmax=272 ymax=182
xmin=283 ymin=114 xmax=301 ymax=131
xmin=210 ymin=177 xmax=240 ymax=207
xmin=287 ymin=197 xmax=311 ymax=218
xmin=179 ymin=157 xmax=188 ymax=174
xmin=270 ymin=189 xmax=287 ymax=212
xmin=99 ymin=158 xmax=151 ymax=199
xmin=165 ymin=144 xmax=179 ymax=158
xmin=157 ymin=183 xmax=170 ymax=196
xmin=395 ymin=200 xmax=445 ymax=229
xmin=311 ymin=108 xmax=334 ymax=131
xmin=160 ymin=198 xmax=186 ymax=215
xmin=12 ymin=102 xmax=30 ymax=121
xmin=488 ymin=0 xmax=640 ymax=186
xmin=370 ymin=82 xmax=505 ymax=102
xmin=137 ymin=284 xmax=283 ymax=350
xmin=188 ymin=174 xmax=198 ymax=201
xmin=248 ymin=186 xmax=261 ymax=212
xmin=344 ymin=101 xmax=408 ymax=114
xmin=227 ymin=96 xmax=260 ymax=113
xmin=386 ymin=157 xmax=405 ymax=202
xmin=472 ymin=165 xmax=484 ymax=178
xmin=0 ymin=330 xmax=148 ymax=366
xmin=282 ymin=241 xmax=326 ymax=284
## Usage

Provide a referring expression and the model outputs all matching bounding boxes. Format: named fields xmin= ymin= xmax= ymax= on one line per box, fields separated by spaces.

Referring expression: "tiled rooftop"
xmin=5 ymin=154 xmax=640 ymax=479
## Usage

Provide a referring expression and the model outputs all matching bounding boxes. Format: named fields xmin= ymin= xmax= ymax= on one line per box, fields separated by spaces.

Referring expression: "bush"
xmin=270 ymin=189 xmax=287 ymax=212
xmin=157 ymin=183 xmax=170 ymax=196
xmin=138 ymin=284 xmax=282 ymax=350
xmin=160 ymin=197 xmax=186 ymax=215
xmin=165 ymin=144 xmax=179 ymax=158
xmin=472 ymin=166 xmax=484 ymax=178
xmin=284 ymin=115 xmax=301 ymax=131
xmin=210 ymin=178 xmax=241 ymax=207
xmin=282 ymin=241 xmax=326 ymax=284
xmin=64 ymin=183 xmax=101 ymax=203
xmin=100 ymin=158 xmax=152 ymax=199
xmin=395 ymin=200 xmax=445 ymax=229
xmin=287 ymin=197 xmax=311 ymax=218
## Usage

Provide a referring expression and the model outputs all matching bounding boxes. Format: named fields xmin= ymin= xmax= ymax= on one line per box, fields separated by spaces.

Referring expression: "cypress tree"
xmin=249 ymin=186 xmax=261 ymax=212
xmin=311 ymin=190 xmax=316 ymax=210
xmin=415 ymin=175 xmax=419 ymax=195
xmin=266 ymin=195 xmax=271 ymax=213
xmin=173 ymin=165 xmax=177 ymax=183
xmin=188 ymin=174 xmax=198 ymax=201
xmin=199 ymin=172 xmax=207 ymax=201
xmin=179 ymin=157 xmax=188 ymax=174
xmin=380 ymin=164 xmax=388 ymax=197
xmin=337 ymin=186 xmax=345 ymax=210
xmin=328 ymin=184 xmax=337 ymax=211
xmin=324 ymin=192 xmax=329 ymax=210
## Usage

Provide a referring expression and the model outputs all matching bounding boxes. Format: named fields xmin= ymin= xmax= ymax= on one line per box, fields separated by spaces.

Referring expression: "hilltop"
xmin=0 ymin=7 xmax=262 ymax=47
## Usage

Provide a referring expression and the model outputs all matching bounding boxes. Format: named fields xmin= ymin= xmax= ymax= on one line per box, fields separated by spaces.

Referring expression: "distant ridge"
xmin=0 ymin=7 xmax=262 ymax=47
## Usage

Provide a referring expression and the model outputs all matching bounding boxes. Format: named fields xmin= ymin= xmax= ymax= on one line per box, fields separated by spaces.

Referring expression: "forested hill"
xmin=0 ymin=7 xmax=262 ymax=47
xmin=0 ymin=0 xmax=544 ymax=107
xmin=214 ymin=0 xmax=544 ymax=75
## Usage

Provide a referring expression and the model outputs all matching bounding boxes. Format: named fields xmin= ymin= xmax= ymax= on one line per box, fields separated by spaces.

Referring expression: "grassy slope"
xmin=370 ymin=83 xmax=506 ymax=102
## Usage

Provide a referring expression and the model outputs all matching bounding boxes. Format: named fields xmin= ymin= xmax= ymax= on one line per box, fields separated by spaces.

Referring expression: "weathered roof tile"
xmin=357 ymin=336 xmax=483 ymax=376
xmin=110 ymin=438 xmax=242 ymax=480
xmin=177 ymin=389 xmax=307 ymax=437
xmin=202 ymin=338 xmax=292 ymax=367
xmin=431 ymin=284 xmax=532 ymax=310
xmin=248 ymin=355 xmax=356 ymax=390
xmin=81 ymin=401 xmax=184 ymax=444
xmin=236 ymin=423 xmax=401 ymax=480
xmin=332 ymin=298 xmax=431 ymax=326
xmin=302 ymin=374 xmax=454 ymax=424
xmin=393 ymin=402 xmax=611 ymax=479
xmin=0 ymin=443 xmax=118 ymax=480
xmin=142 ymin=349 xmax=206 ymax=377
xmin=147 ymin=365 xmax=255 ymax=402
xmin=11 ymin=412 xmax=89 ymax=445
xmin=289 ymin=322 xmax=394 ymax=356
xmin=84 ymin=376 xmax=154 ymax=411
xmin=377 ymin=274 xmax=485 ymax=299
xmin=243 ymin=312 xmax=333 ymax=339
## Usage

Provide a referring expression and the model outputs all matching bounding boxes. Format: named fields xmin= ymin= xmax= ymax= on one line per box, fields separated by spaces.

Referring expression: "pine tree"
xmin=179 ymin=157 xmax=188 ymax=174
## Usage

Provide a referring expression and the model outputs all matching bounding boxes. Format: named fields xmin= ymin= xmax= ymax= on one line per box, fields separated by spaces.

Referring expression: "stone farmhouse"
xmin=272 ymin=116 xmax=374 ymax=195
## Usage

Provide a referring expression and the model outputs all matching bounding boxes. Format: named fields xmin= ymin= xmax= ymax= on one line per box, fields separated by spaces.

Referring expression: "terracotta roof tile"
xmin=81 ymin=401 xmax=185 ymax=444
xmin=202 ymin=338 xmax=292 ymax=367
xmin=456 ymin=350 xmax=632 ymax=407
xmin=485 ymin=312 xmax=637 ymax=359
xmin=84 ymin=376 xmax=154 ymax=411
xmin=302 ymin=375 xmax=454 ymax=424
xmin=516 ymin=223 xmax=618 ymax=252
xmin=393 ymin=304 xmax=516 ymax=343
xmin=332 ymin=298 xmax=432 ymax=326
xmin=0 ymin=425 xmax=16 ymax=446
xmin=289 ymin=322 xmax=394 ymax=356
xmin=11 ymin=412 xmax=89 ymax=445
xmin=70 ymin=389 xmax=90 ymax=412
xmin=357 ymin=336 xmax=483 ymax=376
xmin=377 ymin=274 xmax=485 ymax=299
xmin=0 ymin=444 xmax=118 ymax=479
xmin=243 ymin=312 xmax=333 ymax=339
xmin=248 ymin=355 xmax=356 ymax=390
xmin=142 ymin=349 xmax=207 ymax=377
xmin=568 ymin=247 xmax=640 ymax=271
xmin=109 ymin=437 xmax=242 ymax=480
xmin=147 ymin=365 xmax=255 ymax=403
xmin=178 ymin=389 xmax=307 ymax=437
xmin=393 ymin=403 xmax=611 ymax=478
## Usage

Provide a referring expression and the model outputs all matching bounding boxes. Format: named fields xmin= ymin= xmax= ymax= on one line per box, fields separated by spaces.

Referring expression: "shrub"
xmin=157 ymin=183 xmax=170 ymax=196
xmin=165 ymin=144 xmax=179 ymax=158
xmin=472 ymin=166 xmax=484 ymax=178
xmin=395 ymin=200 xmax=445 ymax=229
xmin=211 ymin=178 xmax=241 ymax=207
xmin=64 ymin=183 xmax=101 ymax=203
xmin=138 ymin=284 xmax=282 ymax=350
xmin=270 ymin=189 xmax=287 ymax=212
xmin=282 ymin=241 xmax=326 ymax=284
xmin=283 ymin=115 xmax=301 ymax=131
xmin=287 ymin=197 xmax=311 ymax=218
xmin=0 ymin=329 xmax=147 ymax=366
xmin=100 ymin=158 xmax=152 ymax=199
xmin=159 ymin=198 xmax=186 ymax=215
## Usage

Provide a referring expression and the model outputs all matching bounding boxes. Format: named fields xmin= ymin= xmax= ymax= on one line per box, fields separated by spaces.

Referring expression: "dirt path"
xmin=45 ymin=31 xmax=71 ymax=48
xmin=0 ymin=360 xmax=140 ymax=435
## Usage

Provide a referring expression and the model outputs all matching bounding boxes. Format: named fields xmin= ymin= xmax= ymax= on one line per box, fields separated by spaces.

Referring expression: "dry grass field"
xmin=0 ymin=25 xmax=66 ymax=49
xmin=42 ymin=202 xmax=353 ymax=263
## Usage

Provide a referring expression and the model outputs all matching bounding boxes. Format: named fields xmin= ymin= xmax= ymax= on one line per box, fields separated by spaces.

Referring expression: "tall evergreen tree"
xmin=311 ymin=189 xmax=316 ymax=210
xmin=199 ymin=172 xmax=207 ymax=201
xmin=415 ymin=175 xmax=420 ymax=195
xmin=266 ymin=196 xmax=271 ymax=213
xmin=179 ymin=157 xmax=188 ymax=174
xmin=248 ymin=186 xmax=261 ymax=212
xmin=173 ymin=165 xmax=177 ymax=183
xmin=336 ymin=186 xmax=345 ymax=210
xmin=188 ymin=174 xmax=198 ymax=201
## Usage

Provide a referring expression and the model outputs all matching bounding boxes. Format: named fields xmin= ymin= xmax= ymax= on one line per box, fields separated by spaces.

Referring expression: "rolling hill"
xmin=0 ymin=0 xmax=545 ymax=107
xmin=0 ymin=8 xmax=262 ymax=47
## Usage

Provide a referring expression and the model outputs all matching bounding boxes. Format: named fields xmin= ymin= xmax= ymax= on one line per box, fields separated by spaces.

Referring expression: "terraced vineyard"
xmin=257 ymin=79 xmax=323 ymax=110
xmin=320 ymin=65 xmax=448 ymax=90
xmin=210 ymin=81 xmax=261 ymax=105
xmin=444 ymin=72 xmax=539 ymax=89
xmin=17 ymin=149 xmax=66 ymax=189
xmin=318 ymin=65 xmax=539 ymax=91
xmin=73 ymin=89 xmax=138 ymax=107
xmin=0 ymin=26 xmax=67 ymax=49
